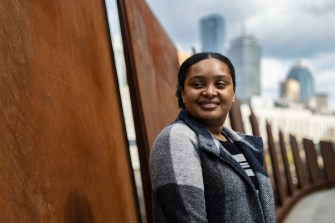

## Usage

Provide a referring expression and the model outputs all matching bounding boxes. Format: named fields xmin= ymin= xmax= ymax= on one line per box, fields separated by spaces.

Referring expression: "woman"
xmin=149 ymin=52 xmax=276 ymax=222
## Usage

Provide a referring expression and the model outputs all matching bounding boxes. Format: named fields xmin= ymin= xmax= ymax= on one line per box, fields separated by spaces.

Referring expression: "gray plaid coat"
xmin=149 ymin=110 xmax=276 ymax=223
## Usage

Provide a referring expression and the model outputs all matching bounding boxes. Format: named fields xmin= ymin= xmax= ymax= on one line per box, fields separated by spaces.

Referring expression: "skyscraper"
xmin=228 ymin=34 xmax=261 ymax=102
xmin=200 ymin=14 xmax=225 ymax=53
xmin=286 ymin=62 xmax=315 ymax=101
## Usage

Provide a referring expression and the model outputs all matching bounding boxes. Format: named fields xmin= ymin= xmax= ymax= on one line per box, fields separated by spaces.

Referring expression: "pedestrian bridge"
xmin=284 ymin=188 xmax=335 ymax=223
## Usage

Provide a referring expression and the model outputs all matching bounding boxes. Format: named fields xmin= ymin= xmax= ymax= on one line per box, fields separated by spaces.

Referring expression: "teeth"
xmin=201 ymin=102 xmax=218 ymax=105
xmin=200 ymin=102 xmax=218 ymax=108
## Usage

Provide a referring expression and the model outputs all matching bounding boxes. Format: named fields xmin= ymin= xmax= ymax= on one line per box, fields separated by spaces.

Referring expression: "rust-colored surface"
xmin=266 ymin=122 xmax=286 ymax=206
xmin=0 ymin=1 xmax=139 ymax=222
xmin=249 ymin=107 xmax=268 ymax=172
xmin=229 ymin=99 xmax=245 ymax=133
xmin=320 ymin=141 xmax=335 ymax=182
xmin=279 ymin=131 xmax=295 ymax=196
xmin=303 ymin=138 xmax=323 ymax=184
xmin=290 ymin=135 xmax=307 ymax=188
xmin=118 ymin=0 xmax=179 ymax=150
xmin=118 ymin=0 xmax=180 ymax=221
xmin=249 ymin=107 xmax=260 ymax=137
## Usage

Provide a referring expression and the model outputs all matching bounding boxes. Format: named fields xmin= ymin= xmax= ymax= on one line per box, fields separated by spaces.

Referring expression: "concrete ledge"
xmin=283 ymin=188 xmax=335 ymax=223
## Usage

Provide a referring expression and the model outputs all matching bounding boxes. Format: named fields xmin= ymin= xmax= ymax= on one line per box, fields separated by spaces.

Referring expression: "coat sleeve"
xmin=149 ymin=123 xmax=208 ymax=223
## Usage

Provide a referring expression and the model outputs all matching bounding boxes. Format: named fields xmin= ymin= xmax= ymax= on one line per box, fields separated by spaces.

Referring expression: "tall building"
xmin=286 ymin=62 xmax=315 ymax=102
xmin=200 ymin=14 xmax=225 ymax=53
xmin=228 ymin=34 xmax=261 ymax=102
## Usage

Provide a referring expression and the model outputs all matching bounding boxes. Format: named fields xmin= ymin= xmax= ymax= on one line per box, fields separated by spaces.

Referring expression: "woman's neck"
xmin=207 ymin=126 xmax=227 ymax=141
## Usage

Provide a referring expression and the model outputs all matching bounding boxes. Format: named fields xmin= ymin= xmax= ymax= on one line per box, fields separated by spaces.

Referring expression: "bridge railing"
xmin=229 ymin=101 xmax=335 ymax=222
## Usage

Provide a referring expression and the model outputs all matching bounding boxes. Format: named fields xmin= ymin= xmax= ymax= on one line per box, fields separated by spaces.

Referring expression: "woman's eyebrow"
xmin=188 ymin=75 xmax=206 ymax=80
xmin=215 ymin=74 xmax=231 ymax=79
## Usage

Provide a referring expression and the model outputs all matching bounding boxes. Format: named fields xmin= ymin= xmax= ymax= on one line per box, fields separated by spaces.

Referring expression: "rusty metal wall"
xmin=0 ymin=1 xmax=139 ymax=222
xmin=117 ymin=0 xmax=180 ymax=221
xmin=118 ymin=0 xmax=179 ymax=151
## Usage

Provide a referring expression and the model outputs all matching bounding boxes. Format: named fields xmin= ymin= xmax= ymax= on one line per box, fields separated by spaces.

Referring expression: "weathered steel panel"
xmin=0 ymin=1 xmax=139 ymax=222
xmin=320 ymin=141 xmax=335 ymax=182
xmin=303 ymin=138 xmax=323 ymax=184
xmin=229 ymin=99 xmax=245 ymax=133
xmin=279 ymin=131 xmax=295 ymax=196
xmin=290 ymin=135 xmax=308 ymax=188
xmin=266 ymin=122 xmax=286 ymax=206
xmin=118 ymin=0 xmax=180 ymax=220
xmin=118 ymin=0 xmax=179 ymax=151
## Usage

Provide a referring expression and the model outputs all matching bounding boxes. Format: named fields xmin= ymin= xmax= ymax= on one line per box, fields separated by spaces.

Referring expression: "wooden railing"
xmin=230 ymin=101 xmax=335 ymax=222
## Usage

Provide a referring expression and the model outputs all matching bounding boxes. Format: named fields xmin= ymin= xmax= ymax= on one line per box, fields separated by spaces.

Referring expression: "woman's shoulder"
xmin=151 ymin=120 xmax=199 ymax=154
xmin=155 ymin=120 xmax=197 ymax=142
xmin=149 ymin=121 xmax=204 ymax=193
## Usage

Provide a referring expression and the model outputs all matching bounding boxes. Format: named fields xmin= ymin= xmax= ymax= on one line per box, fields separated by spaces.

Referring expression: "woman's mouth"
xmin=198 ymin=101 xmax=220 ymax=109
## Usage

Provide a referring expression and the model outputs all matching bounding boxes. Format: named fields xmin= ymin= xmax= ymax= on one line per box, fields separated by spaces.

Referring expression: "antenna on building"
xmin=191 ymin=46 xmax=197 ymax=54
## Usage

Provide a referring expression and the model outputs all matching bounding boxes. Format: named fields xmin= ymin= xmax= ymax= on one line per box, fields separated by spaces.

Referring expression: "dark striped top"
xmin=219 ymin=139 xmax=260 ymax=192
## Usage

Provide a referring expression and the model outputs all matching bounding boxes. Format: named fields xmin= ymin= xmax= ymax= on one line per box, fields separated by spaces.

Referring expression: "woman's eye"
xmin=193 ymin=82 xmax=204 ymax=88
xmin=216 ymin=82 xmax=226 ymax=88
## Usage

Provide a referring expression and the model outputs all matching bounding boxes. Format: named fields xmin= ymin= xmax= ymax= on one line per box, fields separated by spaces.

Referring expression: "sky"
xmin=106 ymin=0 xmax=335 ymax=111
xmin=145 ymin=0 xmax=335 ymax=110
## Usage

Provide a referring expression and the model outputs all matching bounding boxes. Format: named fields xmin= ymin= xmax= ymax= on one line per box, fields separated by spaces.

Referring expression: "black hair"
xmin=176 ymin=52 xmax=236 ymax=108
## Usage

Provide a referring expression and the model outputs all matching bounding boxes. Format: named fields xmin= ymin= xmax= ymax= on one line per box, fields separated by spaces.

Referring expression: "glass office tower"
xmin=200 ymin=14 xmax=225 ymax=53
xmin=228 ymin=34 xmax=261 ymax=102
xmin=286 ymin=63 xmax=315 ymax=101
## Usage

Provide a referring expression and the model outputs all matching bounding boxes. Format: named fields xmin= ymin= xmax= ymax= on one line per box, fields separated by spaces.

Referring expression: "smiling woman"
xmin=149 ymin=52 xmax=277 ymax=222
xmin=181 ymin=57 xmax=235 ymax=129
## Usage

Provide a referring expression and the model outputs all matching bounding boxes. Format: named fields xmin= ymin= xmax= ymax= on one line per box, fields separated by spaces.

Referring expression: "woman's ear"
xmin=181 ymin=88 xmax=185 ymax=103
xmin=232 ymin=93 xmax=236 ymax=103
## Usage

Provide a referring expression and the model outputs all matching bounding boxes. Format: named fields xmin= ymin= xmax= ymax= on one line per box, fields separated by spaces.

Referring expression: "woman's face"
xmin=181 ymin=58 xmax=235 ymax=127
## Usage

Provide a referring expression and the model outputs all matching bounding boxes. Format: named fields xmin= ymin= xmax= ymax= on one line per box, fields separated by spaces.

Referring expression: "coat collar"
xmin=177 ymin=109 xmax=272 ymax=221
xmin=177 ymin=109 xmax=267 ymax=176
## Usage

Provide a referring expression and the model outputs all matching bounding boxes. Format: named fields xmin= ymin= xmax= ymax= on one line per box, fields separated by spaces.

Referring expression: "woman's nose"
xmin=203 ymin=84 xmax=217 ymax=97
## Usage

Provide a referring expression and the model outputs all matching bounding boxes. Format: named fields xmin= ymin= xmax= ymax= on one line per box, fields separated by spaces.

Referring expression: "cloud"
xmin=145 ymin=0 xmax=335 ymax=109
xmin=147 ymin=0 xmax=335 ymax=58
xmin=248 ymin=8 xmax=335 ymax=59
xmin=146 ymin=0 xmax=259 ymax=52
xmin=261 ymin=58 xmax=291 ymax=99
xmin=302 ymin=0 xmax=335 ymax=14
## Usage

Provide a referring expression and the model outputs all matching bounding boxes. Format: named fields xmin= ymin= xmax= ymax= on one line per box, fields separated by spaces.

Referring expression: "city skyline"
xmin=145 ymin=0 xmax=335 ymax=110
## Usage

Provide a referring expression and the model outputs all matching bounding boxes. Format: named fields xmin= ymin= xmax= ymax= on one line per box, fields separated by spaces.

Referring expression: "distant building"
xmin=200 ymin=14 xmax=225 ymax=53
xmin=286 ymin=62 xmax=315 ymax=102
xmin=314 ymin=93 xmax=328 ymax=110
xmin=308 ymin=93 xmax=329 ymax=114
xmin=242 ymin=96 xmax=335 ymax=142
xmin=277 ymin=63 xmax=330 ymax=114
xmin=228 ymin=34 xmax=261 ymax=102
xmin=280 ymin=79 xmax=300 ymax=102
